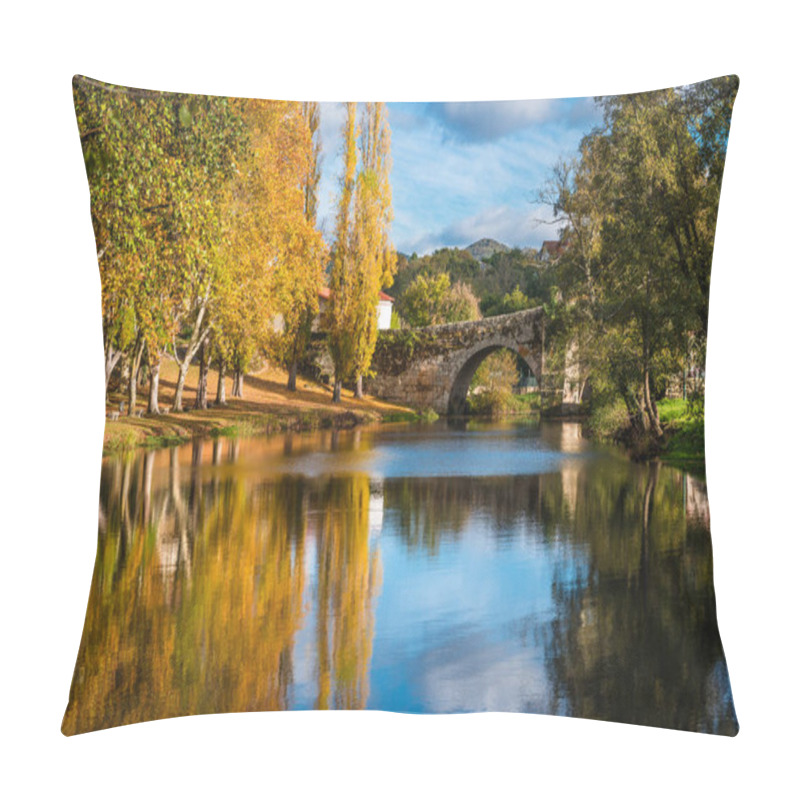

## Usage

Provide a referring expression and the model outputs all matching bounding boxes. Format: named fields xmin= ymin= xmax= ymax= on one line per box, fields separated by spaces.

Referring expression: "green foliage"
xmin=388 ymin=246 xmax=550 ymax=321
xmin=467 ymin=350 xmax=522 ymax=418
xmin=395 ymin=272 xmax=451 ymax=327
xmin=658 ymin=398 xmax=690 ymax=424
xmin=657 ymin=398 xmax=706 ymax=468
xmin=541 ymin=77 xmax=737 ymax=440
xmin=395 ymin=272 xmax=481 ymax=327
xmin=586 ymin=399 xmax=630 ymax=441
xmin=381 ymin=408 xmax=439 ymax=423
xmin=377 ymin=328 xmax=429 ymax=359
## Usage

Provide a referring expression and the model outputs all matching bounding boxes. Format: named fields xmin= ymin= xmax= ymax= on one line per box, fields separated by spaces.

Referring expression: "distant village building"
xmin=313 ymin=287 xmax=395 ymax=332
xmin=539 ymin=240 xmax=565 ymax=262
xmin=376 ymin=291 xmax=394 ymax=330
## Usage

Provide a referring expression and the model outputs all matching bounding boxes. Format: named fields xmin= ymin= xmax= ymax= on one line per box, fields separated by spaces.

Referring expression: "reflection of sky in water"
xmin=287 ymin=426 xmax=590 ymax=714
xmin=71 ymin=421 xmax=734 ymax=734
xmin=367 ymin=524 xmax=584 ymax=713
xmin=274 ymin=424 xmax=594 ymax=479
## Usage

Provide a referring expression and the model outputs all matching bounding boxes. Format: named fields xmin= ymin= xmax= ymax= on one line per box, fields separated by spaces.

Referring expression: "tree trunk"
xmin=194 ymin=342 xmax=209 ymax=410
xmin=643 ymin=367 xmax=662 ymax=437
xmin=287 ymin=361 xmax=298 ymax=392
xmin=173 ymin=364 xmax=188 ymax=412
xmin=232 ymin=370 xmax=244 ymax=398
xmin=127 ymin=336 xmax=145 ymax=415
xmin=147 ymin=357 xmax=161 ymax=414
xmin=216 ymin=358 xmax=227 ymax=405
xmin=354 ymin=374 xmax=363 ymax=399
xmin=171 ymin=285 xmax=212 ymax=412
xmin=104 ymin=344 xmax=122 ymax=400
xmin=332 ymin=378 xmax=342 ymax=403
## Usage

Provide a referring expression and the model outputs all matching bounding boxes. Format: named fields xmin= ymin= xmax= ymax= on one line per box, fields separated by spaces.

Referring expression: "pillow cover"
xmin=63 ymin=75 xmax=739 ymax=736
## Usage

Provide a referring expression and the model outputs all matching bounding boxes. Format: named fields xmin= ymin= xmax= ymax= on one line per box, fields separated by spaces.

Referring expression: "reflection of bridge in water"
xmin=366 ymin=307 xmax=545 ymax=415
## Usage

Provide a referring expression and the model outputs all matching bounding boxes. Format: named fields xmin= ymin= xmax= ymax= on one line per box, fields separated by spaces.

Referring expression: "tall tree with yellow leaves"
xmin=282 ymin=101 xmax=326 ymax=392
xmin=328 ymin=103 xmax=359 ymax=403
xmin=328 ymin=102 xmax=396 ymax=402
xmin=352 ymin=102 xmax=397 ymax=397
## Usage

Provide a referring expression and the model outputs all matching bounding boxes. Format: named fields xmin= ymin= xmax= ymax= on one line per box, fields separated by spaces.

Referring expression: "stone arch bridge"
xmin=365 ymin=307 xmax=545 ymax=415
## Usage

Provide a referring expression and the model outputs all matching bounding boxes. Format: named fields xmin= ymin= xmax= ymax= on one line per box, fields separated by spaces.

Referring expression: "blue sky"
xmin=316 ymin=97 xmax=604 ymax=256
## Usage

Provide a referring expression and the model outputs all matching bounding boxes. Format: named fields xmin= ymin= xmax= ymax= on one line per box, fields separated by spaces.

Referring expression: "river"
xmin=62 ymin=420 xmax=738 ymax=735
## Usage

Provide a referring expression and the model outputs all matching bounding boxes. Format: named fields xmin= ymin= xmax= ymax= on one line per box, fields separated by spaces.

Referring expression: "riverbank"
xmin=585 ymin=397 xmax=706 ymax=473
xmin=103 ymin=360 xmax=416 ymax=455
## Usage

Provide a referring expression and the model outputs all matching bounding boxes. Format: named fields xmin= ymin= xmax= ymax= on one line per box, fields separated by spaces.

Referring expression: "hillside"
xmin=465 ymin=238 xmax=510 ymax=261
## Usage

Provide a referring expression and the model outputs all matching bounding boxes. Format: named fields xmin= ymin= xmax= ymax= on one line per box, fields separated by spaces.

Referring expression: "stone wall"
xmin=366 ymin=307 xmax=545 ymax=414
xmin=300 ymin=308 xmax=545 ymax=414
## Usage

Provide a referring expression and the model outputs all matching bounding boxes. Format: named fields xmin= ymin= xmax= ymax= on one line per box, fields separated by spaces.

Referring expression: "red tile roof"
xmin=318 ymin=287 xmax=393 ymax=303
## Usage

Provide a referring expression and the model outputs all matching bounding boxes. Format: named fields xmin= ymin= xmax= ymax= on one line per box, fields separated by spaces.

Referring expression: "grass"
xmin=657 ymin=397 xmax=706 ymax=471
xmin=103 ymin=359 xmax=414 ymax=455
xmin=382 ymin=408 xmax=440 ymax=424
xmin=584 ymin=396 xmax=706 ymax=471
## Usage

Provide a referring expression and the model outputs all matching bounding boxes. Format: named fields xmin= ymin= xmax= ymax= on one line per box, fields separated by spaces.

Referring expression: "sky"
xmin=315 ymin=97 xmax=604 ymax=256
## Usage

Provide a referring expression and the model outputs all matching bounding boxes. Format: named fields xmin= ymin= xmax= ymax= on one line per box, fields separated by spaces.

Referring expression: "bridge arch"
xmin=366 ymin=306 xmax=545 ymax=415
xmin=447 ymin=341 xmax=539 ymax=416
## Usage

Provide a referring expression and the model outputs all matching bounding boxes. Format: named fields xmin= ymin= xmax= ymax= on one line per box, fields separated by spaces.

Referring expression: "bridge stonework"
xmin=365 ymin=307 xmax=545 ymax=414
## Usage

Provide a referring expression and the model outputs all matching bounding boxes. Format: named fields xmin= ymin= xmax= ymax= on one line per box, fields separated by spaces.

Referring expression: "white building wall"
xmin=377 ymin=300 xmax=393 ymax=330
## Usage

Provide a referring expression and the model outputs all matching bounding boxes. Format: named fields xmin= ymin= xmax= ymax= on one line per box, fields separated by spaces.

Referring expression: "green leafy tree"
xmin=541 ymin=77 xmax=738 ymax=438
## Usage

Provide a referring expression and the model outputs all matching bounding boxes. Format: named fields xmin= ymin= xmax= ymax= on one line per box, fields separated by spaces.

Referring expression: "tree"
xmin=167 ymin=96 xmax=248 ymax=411
xmin=352 ymin=102 xmax=397 ymax=397
xmin=72 ymin=78 xmax=248 ymax=414
xmin=540 ymin=77 xmax=738 ymax=438
xmin=468 ymin=350 xmax=519 ymax=416
xmin=278 ymin=101 xmax=327 ymax=392
xmin=328 ymin=102 xmax=396 ymax=401
xmin=395 ymin=272 xmax=452 ymax=327
xmin=395 ymin=272 xmax=480 ymax=327
xmin=442 ymin=280 xmax=481 ymax=322
xmin=327 ymin=102 xmax=359 ymax=403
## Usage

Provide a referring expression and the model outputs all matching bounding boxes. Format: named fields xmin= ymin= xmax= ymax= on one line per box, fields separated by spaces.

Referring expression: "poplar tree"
xmin=328 ymin=102 xmax=396 ymax=402
xmin=328 ymin=103 xmax=359 ymax=403
xmin=352 ymin=102 xmax=396 ymax=397
xmin=283 ymin=101 xmax=325 ymax=392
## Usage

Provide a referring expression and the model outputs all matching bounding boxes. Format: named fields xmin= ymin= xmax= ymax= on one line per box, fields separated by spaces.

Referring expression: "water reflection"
xmin=63 ymin=423 xmax=737 ymax=735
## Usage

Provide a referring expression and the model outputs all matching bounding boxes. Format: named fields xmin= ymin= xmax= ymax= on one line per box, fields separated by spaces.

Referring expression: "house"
xmin=314 ymin=287 xmax=394 ymax=331
xmin=539 ymin=240 xmax=565 ymax=262
xmin=376 ymin=291 xmax=394 ymax=330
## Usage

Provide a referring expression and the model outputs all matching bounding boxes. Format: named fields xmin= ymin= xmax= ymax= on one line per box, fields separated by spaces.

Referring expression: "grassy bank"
xmin=466 ymin=391 xmax=541 ymax=418
xmin=586 ymin=396 xmax=705 ymax=470
xmin=657 ymin=398 xmax=705 ymax=473
xmin=103 ymin=360 xmax=415 ymax=455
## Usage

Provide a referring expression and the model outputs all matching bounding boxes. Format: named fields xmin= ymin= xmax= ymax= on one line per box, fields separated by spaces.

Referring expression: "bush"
xmin=467 ymin=389 xmax=512 ymax=418
xmin=586 ymin=399 xmax=630 ymax=441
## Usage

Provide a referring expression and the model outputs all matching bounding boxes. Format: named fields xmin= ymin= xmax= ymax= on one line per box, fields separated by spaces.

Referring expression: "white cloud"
xmin=402 ymin=204 xmax=563 ymax=256
xmin=428 ymin=99 xmax=557 ymax=141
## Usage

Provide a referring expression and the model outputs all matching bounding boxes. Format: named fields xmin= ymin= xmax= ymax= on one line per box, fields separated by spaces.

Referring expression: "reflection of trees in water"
xmin=63 ymin=446 xmax=383 ymax=734
xmin=310 ymin=476 xmax=382 ymax=710
xmin=384 ymin=475 xmax=549 ymax=553
xmin=65 ymin=433 xmax=735 ymax=734
xmin=64 ymin=449 xmax=308 ymax=734
xmin=542 ymin=462 xmax=737 ymax=734
xmin=382 ymin=461 xmax=736 ymax=734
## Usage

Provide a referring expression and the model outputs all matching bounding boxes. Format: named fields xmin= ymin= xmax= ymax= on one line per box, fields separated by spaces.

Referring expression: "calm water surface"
xmin=64 ymin=421 xmax=737 ymax=735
